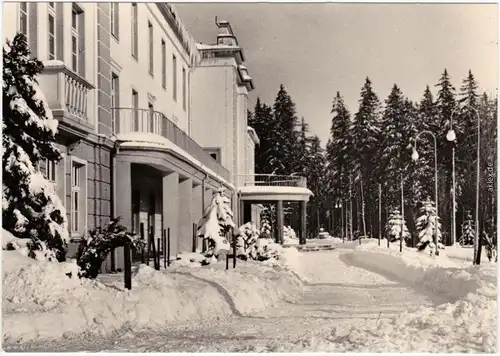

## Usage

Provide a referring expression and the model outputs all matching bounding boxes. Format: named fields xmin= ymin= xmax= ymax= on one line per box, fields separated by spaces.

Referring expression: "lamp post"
xmin=447 ymin=110 xmax=457 ymax=247
xmin=412 ymin=131 xmax=439 ymax=256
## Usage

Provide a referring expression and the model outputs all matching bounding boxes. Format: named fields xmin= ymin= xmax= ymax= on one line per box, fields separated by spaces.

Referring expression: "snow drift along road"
xmin=2 ymin=246 xmax=303 ymax=343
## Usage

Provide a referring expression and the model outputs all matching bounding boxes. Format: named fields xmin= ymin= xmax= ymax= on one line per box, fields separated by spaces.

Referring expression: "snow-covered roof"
xmin=239 ymin=186 xmax=313 ymax=201
xmin=116 ymin=132 xmax=234 ymax=189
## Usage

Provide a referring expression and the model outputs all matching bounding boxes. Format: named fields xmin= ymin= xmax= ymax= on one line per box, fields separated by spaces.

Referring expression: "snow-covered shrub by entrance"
xmin=76 ymin=217 xmax=145 ymax=278
xmin=384 ymin=208 xmax=411 ymax=244
xmin=415 ymin=199 xmax=444 ymax=254
xmin=236 ymin=222 xmax=260 ymax=260
xmin=2 ymin=33 xmax=69 ymax=262
xmin=197 ymin=188 xmax=236 ymax=260
xmin=284 ymin=225 xmax=299 ymax=244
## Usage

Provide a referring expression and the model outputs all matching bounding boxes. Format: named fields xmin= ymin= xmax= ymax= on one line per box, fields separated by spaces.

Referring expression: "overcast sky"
xmin=175 ymin=3 xmax=498 ymax=146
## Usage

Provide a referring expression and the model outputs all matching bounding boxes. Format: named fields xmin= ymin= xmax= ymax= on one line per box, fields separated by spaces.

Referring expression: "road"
xmin=4 ymin=248 xmax=444 ymax=352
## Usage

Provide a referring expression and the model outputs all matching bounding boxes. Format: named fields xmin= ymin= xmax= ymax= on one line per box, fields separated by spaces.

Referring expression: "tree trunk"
xmin=360 ymin=179 xmax=367 ymax=237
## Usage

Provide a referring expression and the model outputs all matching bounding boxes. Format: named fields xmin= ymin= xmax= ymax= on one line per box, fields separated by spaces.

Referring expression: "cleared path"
xmin=4 ymin=249 xmax=442 ymax=352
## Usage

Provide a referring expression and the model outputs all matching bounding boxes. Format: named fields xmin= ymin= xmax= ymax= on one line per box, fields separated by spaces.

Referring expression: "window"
xmin=71 ymin=159 xmax=86 ymax=236
xmin=131 ymin=3 xmax=138 ymax=58
xmin=148 ymin=21 xmax=153 ymax=75
xmin=19 ymin=3 xmax=28 ymax=36
xmin=48 ymin=4 xmax=56 ymax=60
xmin=132 ymin=89 xmax=139 ymax=131
xmin=71 ymin=7 xmax=79 ymax=72
xmin=182 ymin=68 xmax=187 ymax=110
xmin=172 ymin=54 xmax=177 ymax=101
xmin=110 ymin=2 xmax=119 ymax=39
xmin=111 ymin=73 xmax=119 ymax=132
xmin=45 ymin=159 xmax=56 ymax=182
xmin=161 ymin=39 xmax=166 ymax=89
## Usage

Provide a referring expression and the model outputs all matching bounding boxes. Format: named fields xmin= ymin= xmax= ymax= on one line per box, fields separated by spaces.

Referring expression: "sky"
xmin=175 ymin=3 xmax=498 ymax=146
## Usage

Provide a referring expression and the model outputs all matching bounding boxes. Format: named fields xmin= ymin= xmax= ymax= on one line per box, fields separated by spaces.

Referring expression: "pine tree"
xmin=459 ymin=210 xmax=475 ymax=246
xmin=415 ymin=199 xmax=443 ymax=253
xmin=384 ymin=208 xmax=410 ymax=243
xmin=351 ymin=78 xmax=382 ymax=237
xmin=2 ymin=33 xmax=69 ymax=262
xmin=272 ymin=84 xmax=301 ymax=174
xmin=249 ymin=98 xmax=276 ymax=174
xmin=197 ymin=188 xmax=236 ymax=259
xmin=304 ymin=136 xmax=326 ymax=235
xmin=326 ymin=92 xmax=352 ymax=204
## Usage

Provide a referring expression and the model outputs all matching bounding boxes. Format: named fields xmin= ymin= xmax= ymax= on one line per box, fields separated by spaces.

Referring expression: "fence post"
xmin=150 ymin=226 xmax=158 ymax=270
xmin=163 ymin=229 xmax=167 ymax=269
xmin=146 ymin=226 xmax=151 ymax=266
xmin=232 ymin=234 xmax=237 ymax=269
xmin=226 ymin=251 xmax=229 ymax=270
xmin=167 ymin=227 xmax=171 ymax=267
xmin=156 ymin=237 xmax=161 ymax=269
xmin=140 ymin=223 xmax=145 ymax=264
xmin=192 ymin=223 xmax=197 ymax=253
xmin=124 ymin=241 xmax=132 ymax=290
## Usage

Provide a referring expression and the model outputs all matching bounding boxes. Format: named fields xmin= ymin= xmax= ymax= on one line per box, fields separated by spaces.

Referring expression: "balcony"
xmin=38 ymin=60 xmax=95 ymax=139
xmin=110 ymin=107 xmax=230 ymax=181
xmin=236 ymin=174 xmax=312 ymax=202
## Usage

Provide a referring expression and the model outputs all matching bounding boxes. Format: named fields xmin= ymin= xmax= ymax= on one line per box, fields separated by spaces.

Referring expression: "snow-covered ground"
xmin=3 ymin=237 xmax=496 ymax=353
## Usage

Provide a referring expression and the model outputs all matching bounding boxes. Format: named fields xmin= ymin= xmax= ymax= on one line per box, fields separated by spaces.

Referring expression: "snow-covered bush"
xmin=415 ymin=199 xmax=444 ymax=254
xmin=260 ymin=219 xmax=272 ymax=238
xmin=459 ymin=211 xmax=475 ymax=246
xmin=259 ymin=206 xmax=273 ymax=239
xmin=236 ymin=222 xmax=260 ymax=260
xmin=77 ymin=217 xmax=145 ymax=278
xmin=384 ymin=208 xmax=411 ymax=244
xmin=284 ymin=225 xmax=299 ymax=244
xmin=197 ymin=188 xmax=236 ymax=260
xmin=254 ymin=237 xmax=282 ymax=261
xmin=2 ymin=33 xmax=69 ymax=262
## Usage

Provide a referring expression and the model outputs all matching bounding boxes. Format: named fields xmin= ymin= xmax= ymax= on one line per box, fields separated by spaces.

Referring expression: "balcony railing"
xmin=39 ymin=60 xmax=94 ymax=128
xmin=111 ymin=107 xmax=230 ymax=181
xmin=236 ymin=174 xmax=307 ymax=188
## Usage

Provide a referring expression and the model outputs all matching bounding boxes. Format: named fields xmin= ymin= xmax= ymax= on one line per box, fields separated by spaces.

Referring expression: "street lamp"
xmin=412 ymin=131 xmax=439 ymax=256
xmin=447 ymin=110 xmax=458 ymax=247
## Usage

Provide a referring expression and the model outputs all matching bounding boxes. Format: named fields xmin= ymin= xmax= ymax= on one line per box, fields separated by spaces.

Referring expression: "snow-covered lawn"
xmin=2 ymin=244 xmax=303 ymax=344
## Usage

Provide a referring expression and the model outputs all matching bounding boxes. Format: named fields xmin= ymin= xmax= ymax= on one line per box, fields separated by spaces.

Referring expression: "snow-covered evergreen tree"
xmin=384 ymin=208 xmax=411 ymax=243
xmin=235 ymin=222 xmax=260 ymax=260
xmin=415 ymin=199 xmax=444 ymax=254
xmin=197 ymin=188 xmax=236 ymax=259
xmin=2 ymin=33 xmax=69 ymax=262
xmin=459 ymin=211 xmax=475 ymax=246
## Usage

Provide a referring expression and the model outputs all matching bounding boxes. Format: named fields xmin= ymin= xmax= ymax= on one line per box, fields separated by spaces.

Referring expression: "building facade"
xmin=3 ymin=2 xmax=259 ymax=269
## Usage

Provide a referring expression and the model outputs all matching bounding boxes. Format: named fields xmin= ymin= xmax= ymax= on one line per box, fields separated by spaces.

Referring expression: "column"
xmin=114 ymin=160 xmax=132 ymax=270
xmin=299 ymin=200 xmax=307 ymax=245
xmin=163 ymin=172 xmax=179 ymax=257
xmin=192 ymin=183 xmax=202 ymax=252
xmin=204 ymin=188 xmax=213 ymax=214
xmin=277 ymin=200 xmax=284 ymax=244
xmin=178 ymin=178 xmax=192 ymax=253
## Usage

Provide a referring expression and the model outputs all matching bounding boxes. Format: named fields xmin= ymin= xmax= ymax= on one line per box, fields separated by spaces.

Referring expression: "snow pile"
xmin=326 ymin=244 xmax=497 ymax=353
xmin=3 ymin=247 xmax=304 ymax=343
xmin=283 ymin=225 xmax=298 ymax=245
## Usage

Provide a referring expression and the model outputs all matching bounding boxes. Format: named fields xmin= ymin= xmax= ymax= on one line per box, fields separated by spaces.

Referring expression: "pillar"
xmin=192 ymin=183 xmax=202 ymax=252
xmin=277 ymin=200 xmax=284 ymax=244
xmin=299 ymin=200 xmax=307 ymax=245
xmin=113 ymin=161 xmax=132 ymax=270
xmin=204 ymin=188 xmax=213 ymax=213
xmin=163 ymin=172 xmax=179 ymax=257
xmin=178 ymin=178 xmax=192 ymax=253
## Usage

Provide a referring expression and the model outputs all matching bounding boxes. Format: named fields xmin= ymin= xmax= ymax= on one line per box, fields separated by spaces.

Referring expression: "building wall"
xmin=190 ymin=58 xmax=238 ymax=173
xmin=109 ymin=3 xmax=193 ymax=132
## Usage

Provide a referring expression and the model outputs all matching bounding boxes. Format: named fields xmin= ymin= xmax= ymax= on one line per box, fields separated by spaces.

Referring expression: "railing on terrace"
xmin=236 ymin=174 xmax=307 ymax=188
xmin=110 ymin=107 xmax=230 ymax=181
xmin=39 ymin=60 xmax=94 ymax=125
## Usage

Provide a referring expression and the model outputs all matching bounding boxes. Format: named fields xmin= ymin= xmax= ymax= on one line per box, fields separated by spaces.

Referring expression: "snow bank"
xmin=344 ymin=242 xmax=489 ymax=300
xmin=326 ymin=242 xmax=497 ymax=353
xmin=3 ymin=247 xmax=303 ymax=343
